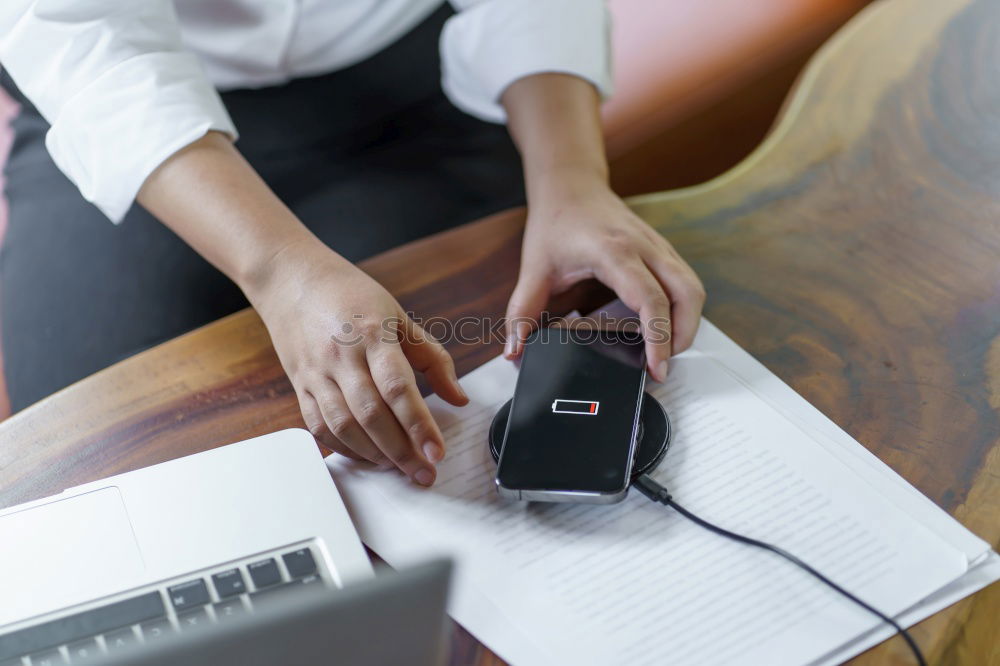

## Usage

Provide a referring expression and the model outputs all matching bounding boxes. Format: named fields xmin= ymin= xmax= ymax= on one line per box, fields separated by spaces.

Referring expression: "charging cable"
xmin=633 ymin=474 xmax=926 ymax=666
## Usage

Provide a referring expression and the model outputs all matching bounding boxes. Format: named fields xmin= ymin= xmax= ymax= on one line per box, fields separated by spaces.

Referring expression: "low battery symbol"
xmin=551 ymin=399 xmax=600 ymax=415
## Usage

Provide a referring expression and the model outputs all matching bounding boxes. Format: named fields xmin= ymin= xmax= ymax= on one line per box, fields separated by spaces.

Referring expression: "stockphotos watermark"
xmin=329 ymin=311 xmax=671 ymax=346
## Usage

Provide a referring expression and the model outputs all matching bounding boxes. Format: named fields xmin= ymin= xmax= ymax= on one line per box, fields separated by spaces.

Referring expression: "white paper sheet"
xmin=329 ymin=315 xmax=998 ymax=666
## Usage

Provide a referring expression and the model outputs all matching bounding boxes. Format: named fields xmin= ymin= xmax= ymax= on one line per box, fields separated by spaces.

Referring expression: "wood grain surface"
xmin=1 ymin=0 xmax=998 ymax=663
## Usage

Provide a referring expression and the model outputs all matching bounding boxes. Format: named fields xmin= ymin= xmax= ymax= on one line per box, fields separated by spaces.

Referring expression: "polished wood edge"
xmin=624 ymin=0 xmax=964 ymax=209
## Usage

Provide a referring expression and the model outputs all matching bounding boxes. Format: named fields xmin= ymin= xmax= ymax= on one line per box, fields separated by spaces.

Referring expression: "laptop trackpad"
xmin=0 ymin=487 xmax=145 ymax=626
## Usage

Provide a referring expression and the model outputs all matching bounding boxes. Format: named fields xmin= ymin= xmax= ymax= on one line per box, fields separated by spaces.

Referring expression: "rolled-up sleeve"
xmin=0 ymin=0 xmax=237 ymax=223
xmin=441 ymin=0 xmax=612 ymax=123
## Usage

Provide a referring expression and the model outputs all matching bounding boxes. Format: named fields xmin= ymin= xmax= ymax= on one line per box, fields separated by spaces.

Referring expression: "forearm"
xmin=500 ymin=73 xmax=609 ymax=204
xmin=137 ymin=131 xmax=332 ymax=299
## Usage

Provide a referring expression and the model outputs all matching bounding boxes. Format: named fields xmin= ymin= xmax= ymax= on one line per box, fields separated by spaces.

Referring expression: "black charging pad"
xmin=488 ymin=392 xmax=672 ymax=482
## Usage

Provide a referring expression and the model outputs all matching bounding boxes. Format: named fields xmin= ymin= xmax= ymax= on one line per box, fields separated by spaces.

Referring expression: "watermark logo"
xmin=329 ymin=311 xmax=670 ymax=347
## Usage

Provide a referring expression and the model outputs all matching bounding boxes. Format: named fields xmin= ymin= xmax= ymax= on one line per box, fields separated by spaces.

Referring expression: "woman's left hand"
xmin=503 ymin=175 xmax=706 ymax=382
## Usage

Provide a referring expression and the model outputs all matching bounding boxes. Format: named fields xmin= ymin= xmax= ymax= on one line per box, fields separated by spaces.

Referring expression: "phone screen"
xmin=496 ymin=326 xmax=646 ymax=495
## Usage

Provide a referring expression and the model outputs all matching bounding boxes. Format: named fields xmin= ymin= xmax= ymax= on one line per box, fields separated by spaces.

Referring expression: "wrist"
xmin=525 ymin=164 xmax=612 ymax=210
xmin=240 ymin=233 xmax=347 ymax=309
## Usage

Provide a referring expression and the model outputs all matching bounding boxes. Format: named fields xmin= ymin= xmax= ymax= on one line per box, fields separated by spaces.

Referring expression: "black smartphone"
xmin=495 ymin=326 xmax=646 ymax=503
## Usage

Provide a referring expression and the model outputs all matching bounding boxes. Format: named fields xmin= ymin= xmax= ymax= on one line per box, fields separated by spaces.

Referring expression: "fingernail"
xmin=507 ymin=322 xmax=529 ymax=358
xmin=423 ymin=441 xmax=444 ymax=463
xmin=414 ymin=468 xmax=435 ymax=486
xmin=656 ymin=360 xmax=669 ymax=382
xmin=446 ymin=366 xmax=468 ymax=402
xmin=504 ymin=335 xmax=515 ymax=357
xmin=454 ymin=377 xmax=468 ymax=401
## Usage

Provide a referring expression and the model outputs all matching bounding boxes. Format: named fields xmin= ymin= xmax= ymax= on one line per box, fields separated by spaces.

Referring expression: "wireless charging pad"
xmin=488 ymin=392 xmax=672 ymax=482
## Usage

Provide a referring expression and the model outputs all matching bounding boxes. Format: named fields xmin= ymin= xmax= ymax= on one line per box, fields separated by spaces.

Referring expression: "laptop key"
xmin=139 ymin=618 xmax=174 ymax=642
xmin=213 ymin=600 xmax=245 ymax=622
xmin=0 ymin=591 xmax=164 ymax=662
xmin=30 ymin=649 xmax=65 ymax=666
xmin=104 ymin=628 xmax=136 ymax=652
xmin=248 ymin=559 xmax=281 ymax=589
xmin=248 ymin=582 xmax=299 ymax=607
xmin=282 ymin=549 xmax=317 ymax=578
xmin=66 ymin=638 xmax=100 ymax=662
xmin=177 ymin=608 xmax=210 ymax=632
xmin=211 ymin=569 xmax=246 ymax=598
xmin=167 ymin=579 xmax=210 ymax=612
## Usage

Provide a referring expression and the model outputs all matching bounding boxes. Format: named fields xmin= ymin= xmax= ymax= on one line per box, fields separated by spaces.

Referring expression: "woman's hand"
xmin=246 ymin=239 xmax=468 ymax=486
xmin=504 ymin=174 xmax=705 ymax=381
xmin=139 ymin=133 xmax=465 ymax=485
xmin=500 ymin=74 xmax=706 ymax=381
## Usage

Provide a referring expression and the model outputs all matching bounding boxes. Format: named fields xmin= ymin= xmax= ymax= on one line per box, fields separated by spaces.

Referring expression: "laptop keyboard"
xmin=0 ymin=545 xmax=328 ymax=665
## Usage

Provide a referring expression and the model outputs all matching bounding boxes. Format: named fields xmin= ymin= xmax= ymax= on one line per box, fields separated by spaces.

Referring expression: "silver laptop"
xmin=96 ymin=559 xmax=452 ymax=666
xmin=0 ymin=429 xmax=451 ymax=666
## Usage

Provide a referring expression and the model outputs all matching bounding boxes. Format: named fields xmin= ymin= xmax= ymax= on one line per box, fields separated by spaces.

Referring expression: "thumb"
xmin=504 ymin=269 xmax=551 ymax=359
xmin=400 ymin=317 xmax=468 ymax=406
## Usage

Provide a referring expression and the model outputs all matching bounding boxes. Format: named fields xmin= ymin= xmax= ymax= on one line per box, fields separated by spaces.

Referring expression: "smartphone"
xmin=495 ymin=326 xmax=646 ymax=503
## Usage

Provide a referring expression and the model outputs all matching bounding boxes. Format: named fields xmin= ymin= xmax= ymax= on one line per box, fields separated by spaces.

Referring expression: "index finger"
xmin=400 ymin=319 xmax=468 ymax=406
xmin=368 ymin=340 xmax=448 ymax=465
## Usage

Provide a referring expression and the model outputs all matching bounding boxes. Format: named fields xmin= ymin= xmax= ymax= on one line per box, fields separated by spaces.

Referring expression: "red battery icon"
xmin=551 ymin=399 xmax=600 ymax=415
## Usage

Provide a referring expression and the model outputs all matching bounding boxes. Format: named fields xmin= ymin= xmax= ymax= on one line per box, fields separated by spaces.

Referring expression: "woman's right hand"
xmin=245 ymin=238 xmax=469 ymax=486
xmin=137 ymin=133 xmax=465 ymax=485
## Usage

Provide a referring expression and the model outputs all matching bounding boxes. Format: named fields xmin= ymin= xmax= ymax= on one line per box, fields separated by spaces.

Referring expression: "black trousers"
xmin=0 ymin=5 xmax=525 ymax=413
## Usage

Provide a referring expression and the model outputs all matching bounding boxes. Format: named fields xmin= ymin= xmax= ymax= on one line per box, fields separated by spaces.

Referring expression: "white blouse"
xmin=0 ymin=0 xmax=611 ymax=222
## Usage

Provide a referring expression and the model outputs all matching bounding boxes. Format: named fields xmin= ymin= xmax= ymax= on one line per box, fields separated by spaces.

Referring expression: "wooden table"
xmin=2 ymin=0 xmax=998 ymax=662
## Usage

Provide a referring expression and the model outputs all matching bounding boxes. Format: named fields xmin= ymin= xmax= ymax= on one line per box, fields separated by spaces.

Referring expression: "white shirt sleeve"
xmin=441 ymin=0 xmax=612 ymax=124
xmin=0 ymin=0 xmax=238 ymax=223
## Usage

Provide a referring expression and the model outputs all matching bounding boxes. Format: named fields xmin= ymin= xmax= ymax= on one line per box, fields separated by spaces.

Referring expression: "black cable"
xmin=633 ymin=474 xmax=926 ymax=666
